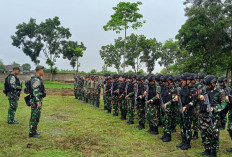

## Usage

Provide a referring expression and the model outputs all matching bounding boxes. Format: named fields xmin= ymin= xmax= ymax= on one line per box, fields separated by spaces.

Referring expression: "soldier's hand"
xmin=164 ymin=103 xmax=168 ymax=108
xmin=206 ymin=107 xmax=213 ymax=112
xmin=226 ymin=96 xmax=230 ymax=103
xmin=157 ymin=94 xmax=160 ymax=99
xmin=200 ymin=95 xmax=205 ymax=101
xmin=125 ymin=95 xmax=129 ymax=99
xmin=183 ymin=106 xmax=186 ymax=112
xmin=146 ymin=100 xmax=150 ymax=105
xmin=37 ymin=103 xmax=42 ymax=109
xmin=174 ymin=96 xmax=178 ymax=102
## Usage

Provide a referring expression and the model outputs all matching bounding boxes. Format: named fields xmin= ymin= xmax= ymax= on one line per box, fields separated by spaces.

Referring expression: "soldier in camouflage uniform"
xmin=227 ymin=88 xmax=232 ymax=153
xmin=4 ymin=66 xmax=21 ymax=124
xmin=197 ymin=75 xmax=226 ymax=157
xmin=155 ymin=74 xmax=163 ymax=127
xmin=118 ymin=74 xmax=128 ymax=120
xmin=175 ymin=73 xmax=196 ymax=150
xmin=78 ymin=76 xmax=84 ymax=101
xmin=104 ymin=76 xmax=112 ymax=113
xmin=125 ymin=74 xmax=136 ymax=124
xmin=93 ymin=76 xmax=101 ymax=108
xmin=111 ymin=75 xmax=120 ymax=116
xmin=135 ymin=76 xmax=146 ymax=130
xmin=29 ymin=65 xmax=46 ymax=138
xmin=74 ymin=75 xmax=78 ymax=99
xmin=102 ymin=74 xmax=110 ymax=110
xmin=145 ymin=75 xmax=160 ymax=134
xmin=90 ymin=76 xmax=95 ymax=106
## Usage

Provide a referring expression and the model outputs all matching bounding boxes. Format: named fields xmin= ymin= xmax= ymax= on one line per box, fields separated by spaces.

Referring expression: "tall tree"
xmin=62 ymin=41 xmax=86 ymax=74
xmin=99 ymin=37 xmax=124 ymax=74
xmin=103 ymin=1 xmax=145 ymax=73
xmin=22 ymin=63 xmax=31 ymax=71
xmin=158 ymin=39 xmax=179 ymax=71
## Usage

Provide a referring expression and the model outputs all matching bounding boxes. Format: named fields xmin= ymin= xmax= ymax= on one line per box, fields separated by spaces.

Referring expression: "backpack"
xmin=24 ymin=80 xmax=33 ymax=94
xmin=3 ymin=74 xmax=14 ymax=96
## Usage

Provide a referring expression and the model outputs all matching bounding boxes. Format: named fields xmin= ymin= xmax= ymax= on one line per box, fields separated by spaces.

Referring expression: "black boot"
xmin=104 ymin=106 xmax=107 ymax=110
xmin=192 ymin=131 xmax=199 ymax=140
xmin=127 ymin=120 xmax=134 ymax=124
xmin=162 ymin=133 xmax=171 ymax=142
xmin=180 ymin=139 xmax=191 ymax=150
xmin=198 ymin=149 xmax=210 ymax=156
xmin=176 ymin=137 xmax=186 ymax=148
xmin=220 ymin=123 xmax=226 ymax=130
xmin=138 ymin=123 xmax=145 ymax=130
xmin=159 ymin=132 xmax=166 ymax=140
xmin=153 ymin=126 xmax=159 ymax=135
xmin=171 ymin=125 xmax=176 ymax=133
xmin=209 ymin=151 xmax=217 ymax=157
xmin=96 ymin=102 xmax=100 ymax=108
xmin=226 ymin=148 xmax=232 ymax=152
xmin=147 ymin=125 xmax=153 ymax=133
xmin=107 ymin=109 xmax=111 ymax=113
xmin=123 ymin=112 xmax=127 ymax=120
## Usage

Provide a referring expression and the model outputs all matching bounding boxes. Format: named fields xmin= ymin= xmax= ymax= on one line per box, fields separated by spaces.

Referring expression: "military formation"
xmin=74 ymin=73 xmax=232 ymax=157
xmin=3 ymin=65 xmax=46 ymax=138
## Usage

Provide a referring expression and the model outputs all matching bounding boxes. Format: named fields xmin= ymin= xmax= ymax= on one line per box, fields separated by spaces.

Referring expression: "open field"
xmin=0 ymin=83 xmax=231 ymax=157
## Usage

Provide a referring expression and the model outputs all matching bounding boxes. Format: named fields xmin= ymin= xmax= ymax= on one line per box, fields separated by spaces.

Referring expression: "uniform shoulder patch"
xmin=9 ymin=76 xmax=16 ymax=84
xmin=32 ymin=78 xmax=41 ymax=88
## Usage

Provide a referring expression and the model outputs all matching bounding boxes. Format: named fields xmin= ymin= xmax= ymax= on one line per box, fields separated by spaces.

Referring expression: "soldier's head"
xmin=121 ymin=74 xmax=127 ymax=82
xmin=112 ymin=74 xmax=119 ymax=81
xmin=191 ymin=73 xmax=197 ymax=84
xmin=218 ymin=77 xmax=227 ymax=86
xmin=137 ymin=75 xmax=145 ymax=84
xmin=155 ymin=74 xmax=163 ymax=84
xmin=198 ymin=73 xmax=206 ymax=82
xmin=35 ymin=65 xmax=44 ymax=76
xmin=180 ymin=73 xmax=192 ymax=86
xmin=12 ymin=66 xmax=20 ymax=75
xmin=129 ymin=74 xmax=136 ymax=82
xmin=104 ymin=73 xmax=110 ymax=79
xmin=148 ymin=75 xmax=156 ymax=85
xmin=161 ymin=75 xmax=170 ymax=86
xmin=204 ymin=75 xmax=217 ymax=90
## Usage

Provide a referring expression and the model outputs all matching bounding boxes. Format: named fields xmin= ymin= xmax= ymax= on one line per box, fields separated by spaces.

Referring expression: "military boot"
xmin=226 ymin=148 xmax=232 ymax=152
xmin=171 ymin=125 xmax=176 ymax=133
xmin=138 ymin=122 xmax=145 ymax=130
xmin=162 ymin=133 xmax=171 ymax=142
xmin=180 ymin=139 xmax=191 ymax=150
xmin=147 ymin=125 xmax=153 ymax=133
xmin=159 ymin=132 xmax=166 ymax=140
xmin=107 ymin=109 xmax=111 ymax=114
xmin=153 ymin=126 xmax=159 ymax=135
xmin=192 ymin=131 xmax=199 ymax=140
xmin=176 ymin=137 xmax=186 ymax=148
xmin=127 ymin=120 xmax=134 ymax=124
xmin=198 ymin=149 xmax=210 ymax=156
xmin=210 ymin=151 xmax=217 ymax=157
xmin=220 ymin=123 xmax=226 ymax=130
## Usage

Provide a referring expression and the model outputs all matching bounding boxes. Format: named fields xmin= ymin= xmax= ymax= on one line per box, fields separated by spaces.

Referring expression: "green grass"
xmin=0 ymin=85 xmax=232 ymax=156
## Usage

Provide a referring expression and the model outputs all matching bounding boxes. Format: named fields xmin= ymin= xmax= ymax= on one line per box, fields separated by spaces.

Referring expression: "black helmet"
xmin=176 ymin=75 xmax=181 ymax=82
xmin=122 ymin=74 xmax=128 ymax=79
xmin=204 ymin=75 xmax=217 ymax=85
xmin=218 ymin=77 xmax=227 ymax=83
xmin=198 ymin=73 xmax=206 ymax=80
xmin=155 ymin=74 xmax=163 ymax=82
xmin=129 ymin=74 xmax=136 ymax=79
xmin=181 ymin=73 xmax=192 ymax=80
xmin=148 ymin=75 xmax=156 ymax=82
xmin=104 ymin=73 xmax=110 ymax=77
xmin=161 ymin=75 xmax=169 ymax=82
xmin=112 ymin=74 xmax=119 ymax=79
xmin=137 ymin=75 xmax=145 ymax=81
xmin=167 ymin=75 xmax=174 ymax=81
xmin=191 ymin=73 xmax=197 ymax=80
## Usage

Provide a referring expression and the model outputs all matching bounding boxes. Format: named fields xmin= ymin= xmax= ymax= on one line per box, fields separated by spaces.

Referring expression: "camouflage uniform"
xmin=74 ymin=77 xmax=78 ymax=99
xmin=105 ymin=79 xmax=112 ymax=113
xmin=78 ymin=77 xmax=84 ymax=101
xmin=119 ymin=80 xmax=127 ymax=120
xmin=93 ymin=78 xmax=101 ymax=108
xmin=136 ymin=82 xmax=146 ymax=129
xmin=29 ymin=75 xmax=46 ymax=135
xmin=112 ymin=78 xmax=120 ymax=116
xmin=7 ymin=73 xmax=21 ymax=124
xmin=126 ymin=80 xmax=135 ymax=124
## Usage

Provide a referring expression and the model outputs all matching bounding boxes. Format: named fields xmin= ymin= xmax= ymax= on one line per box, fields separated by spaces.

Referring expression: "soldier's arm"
xmin=213 ymin=91 xmax=225 ymax=113
xmin=9 ymin=76 xmax=21 ymax=90
xmin=32 ymin=78 xmax=42 ymax=104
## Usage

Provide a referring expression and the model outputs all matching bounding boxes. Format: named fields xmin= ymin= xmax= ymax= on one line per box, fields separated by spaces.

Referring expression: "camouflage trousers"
xmin=29 ymin=102 xmax=42 ymax=135
xmin=179 ymin=109 xmax=193 ymax=141
xmin=8 ymin=95 xmax=19 ymax=123
xmin=227 ymin=110 xmax=232 ymax=139
xmin=199 ymin=113 xmax=220 ymax=152
xmin=146 ymin=103 xmax=159 ymax=127
xmin=163 ymin=105 xmax=171 ymax=134
xmin=137 ymin=100 xmax=146 ymax=124
xmin=127 ymin=98 xmax=135 ymax=121
xmin=77 ymin=89 xmax=83 ymax=101
xmin=192 ymin=104 xmax=200 ymax=133
xmin=105 ymin=94 xmax=111 ymax=111
xmin=92 ymin=93 xmax=100 ymax=108
xmin=220 ymin=108 xmax=228 ymax=127
xmin=112 ymin=95 xmax=119 ymax=115
xmin=170 ymin=102 xmax=178 ymax=127
xmin=74 ymin=88 xmax=78 ymax=98
xmin=103 ymin=94 xmax=107 ymax=110
xmin=119 ymin=98 xmax=127 ymax=115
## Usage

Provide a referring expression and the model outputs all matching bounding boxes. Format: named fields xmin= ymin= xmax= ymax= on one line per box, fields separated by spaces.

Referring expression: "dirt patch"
xmin=46 ymin=89 xmax=74 ymax=96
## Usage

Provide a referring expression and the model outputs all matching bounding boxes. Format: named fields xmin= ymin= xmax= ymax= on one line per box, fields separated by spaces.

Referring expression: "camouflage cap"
xmin=35 ymin=65 xmax=44 ymax=71
xmin=13 ymin=66 xmax=20 ymax=71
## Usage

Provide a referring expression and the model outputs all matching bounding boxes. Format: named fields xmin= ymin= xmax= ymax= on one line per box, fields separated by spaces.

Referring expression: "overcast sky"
xmin=0 ymin=0 xmax=186 ymax=73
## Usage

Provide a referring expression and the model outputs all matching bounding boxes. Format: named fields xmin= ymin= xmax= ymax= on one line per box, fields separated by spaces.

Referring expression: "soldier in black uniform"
xmin=104 ymin=76 xmax=112 ymax=113
xmin=119 ymin=74 xmax=128 ymax=120
xmin=103 ymin=74 xmax=110 ymax=110
xmin=112 ymin=74 xmax=120 ymax=116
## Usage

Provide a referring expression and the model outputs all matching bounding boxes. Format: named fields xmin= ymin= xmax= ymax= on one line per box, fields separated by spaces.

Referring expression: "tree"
xmin=140 ymin=37 xmax=162 ymax=74
xmin=125 ymin=33 xmax=144 ymax=74
xmin=0 ymin=59 xmax=5 ymax=73
xmin=12 ymin=61 xmax=20 ymax=67
xmin=12 ymin=16 xmax=72 ymax=81
xmin=99 ymin=37 xmax=124 ymax=74
xmin=158 ymin=39 xmax=179 ymax=71
xmin=62 ymin=41 xmax=86 ymax=74
xmin=22 ymin=63 xmax=31 ymax=71
xmin=103 ymin=1 xmax=145 ymax=73
xmin=90 ymin=69 xmax=97 ymax=74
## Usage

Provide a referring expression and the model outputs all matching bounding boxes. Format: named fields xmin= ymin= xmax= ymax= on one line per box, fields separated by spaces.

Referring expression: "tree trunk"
xmin=50 ymin=65 xmax=53 ymax=81
xmin=76 ymin=57 xmax=79 ymax=75
xmin=123 ymin=27 xmax=127 ymax=73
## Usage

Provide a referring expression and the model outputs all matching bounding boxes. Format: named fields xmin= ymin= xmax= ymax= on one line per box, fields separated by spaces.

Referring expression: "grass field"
xmin=0 ymin=83 xmax=232 ymax=157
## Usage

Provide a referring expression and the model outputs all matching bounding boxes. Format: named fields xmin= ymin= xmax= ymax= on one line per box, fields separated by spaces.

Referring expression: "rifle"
xmin=125 ymin=81 xmax=129 ymax=98
xmin=158 ymin=87 xmax=165 ymax=109
xmin=177 ymin=87 xmax=185 ymax=121
xmin=202 ymin=86 xmax=213 ymax=125
xmin=134 ymin=83 xmax=139 ymax=107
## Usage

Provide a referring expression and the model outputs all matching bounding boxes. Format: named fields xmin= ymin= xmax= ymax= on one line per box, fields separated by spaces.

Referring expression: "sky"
xmin=0 ymin=0 xmax=187 ymax=73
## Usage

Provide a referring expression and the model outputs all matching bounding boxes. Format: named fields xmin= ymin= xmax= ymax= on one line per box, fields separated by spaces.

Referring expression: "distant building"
xmin=4 ymin=65 xmax=24 ymax=74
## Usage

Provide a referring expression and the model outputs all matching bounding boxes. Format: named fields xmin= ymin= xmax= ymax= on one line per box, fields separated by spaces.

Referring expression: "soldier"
xmin=135 ymin=75 xmax=146 ymax=130
xmin=227 ymin=86 xmax=232 ymax=153
xmin=125 ymin=74 xmax=136 ymax=124
xmin=160 ymin=75 xmax=175 ymax=142
xmin=90 ymin=76 xmax=95 ymax=106
xmin=197 ymin=75 xmax=226 ymax=157
xmin=29 ymin=65 xmax=46 ymax=138
xmin=156 ymin=74 xmax=163 ymax=127
xmin=218 ymin=77 xmax=230 ymax=130
xmin=4 ymin=66 xmax=22 ymax=124
xmin=78 ymin=76 xmax=84 ymax=101
xmin=118 ymin=74 xmax=128 ymax=120
xmin=145 ymin=75 xmax=160 ymax=134
xmin=111 ymin=74 xmax=120 ymax=116
xmin=103 ymin=74 xmax=110 ymax=110
xmin=93 ymin=75 xmax=101 ymax=108
xmin=74 ymin=75 xmax=78 ymax=99
xmin=104 ymin=76 xmax=112 ymax=113
xmin=175 ymin=73 xmax=196 ymax=150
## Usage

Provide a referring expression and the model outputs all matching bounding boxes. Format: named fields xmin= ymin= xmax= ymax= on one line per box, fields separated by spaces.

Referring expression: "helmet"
xmin=122 ymin=74 xmax=128 ymax=79
xmin=112 ymin=74 xmax=119 ymax=79
xmin=218 ymin=77 xmax=227 ymax=83
xmin=155 ymin=74 xmax=163 ymax=82
xmin=161 ymin=75 xmax=169 ymax=82
xmin=148 ymin=75 xmax=156 ymax=82
xmin=181 ymin=73 xmax=192 ymax=80
xmin=137 ymin=75 xmax=145 ymax=81
xmin=104 ymin=73 xmax=110 ymax=77
xmin=198 ymin=73 xmax=206 ymax=80
xmin=129 ymin=74 xmax=136 ymax=79
xmin=204 ymin=75 xmax=217 ymax=85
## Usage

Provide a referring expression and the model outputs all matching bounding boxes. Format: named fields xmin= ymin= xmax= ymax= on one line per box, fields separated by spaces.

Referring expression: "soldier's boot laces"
xmin=162 ymin=133 xmax=171 ymax=142
xmin=198 ymin=149 xmax=210 ymax=156
xmin=180 ymin=140 xmax=191 ymax=150
xmin=176 ymin=137 xmax=186 ymax=148
xmin=192 ymin=131 xmax=199 ymax=140
xmin=159 ymin=132 xmax=166 ymax=140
